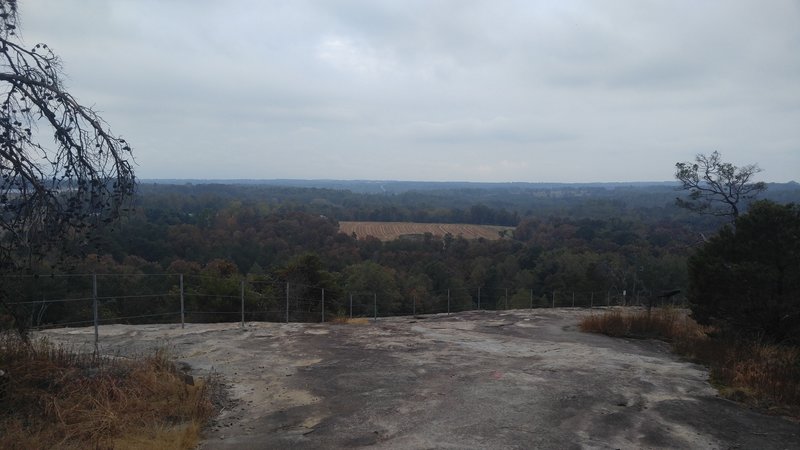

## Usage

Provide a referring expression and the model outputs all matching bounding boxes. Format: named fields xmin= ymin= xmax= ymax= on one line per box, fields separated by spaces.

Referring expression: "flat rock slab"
xmin=39 ymin=309 xmax=800 ymax=449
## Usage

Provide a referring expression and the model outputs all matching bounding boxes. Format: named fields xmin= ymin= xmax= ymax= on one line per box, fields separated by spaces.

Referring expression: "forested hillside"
xmin=9 ymin=181 xmax=800 ymax=325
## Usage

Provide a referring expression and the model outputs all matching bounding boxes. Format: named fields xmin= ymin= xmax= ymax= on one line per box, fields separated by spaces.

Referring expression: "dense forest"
xmin=8 ymin=181 xmax=800 ymax=326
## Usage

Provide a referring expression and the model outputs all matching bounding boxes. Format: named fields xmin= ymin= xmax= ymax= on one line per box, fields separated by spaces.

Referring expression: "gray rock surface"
xmin=39 ymin=309 xmax=800 ymax=449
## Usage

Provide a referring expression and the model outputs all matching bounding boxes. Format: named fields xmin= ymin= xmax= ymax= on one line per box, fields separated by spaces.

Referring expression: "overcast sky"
xmin=18 ymin=0 xmax=800 ymax=182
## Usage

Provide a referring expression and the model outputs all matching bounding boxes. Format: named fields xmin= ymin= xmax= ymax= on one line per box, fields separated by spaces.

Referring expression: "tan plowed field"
xmin=339 ymin=221 xmax=514 ymax=241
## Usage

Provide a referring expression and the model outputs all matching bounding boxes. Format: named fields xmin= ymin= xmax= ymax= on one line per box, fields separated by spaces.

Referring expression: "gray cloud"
xmin=17 ymin=0 xmax=800 ymax=182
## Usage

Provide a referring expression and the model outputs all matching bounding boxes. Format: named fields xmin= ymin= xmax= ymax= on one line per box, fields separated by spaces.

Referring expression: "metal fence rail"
xmin=1 ymin=273 xmax=686 ymax=351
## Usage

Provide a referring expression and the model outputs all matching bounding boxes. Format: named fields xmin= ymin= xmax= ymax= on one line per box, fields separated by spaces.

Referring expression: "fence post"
xmin=477 ymin=287 xmax=481 ymax=310
xmin=505 ymin=288 xmax=508 ymax=310
xmin=590 ymin=291 xmax=594 ymax=308
xmin=572 ymin=292 xmax=575 ymax=308
xmin=349 ymin=293 xmax=353 ymax=319
xmin=607 ymin=290 xmax=610 ymax=307
xmin=530 ymin=289 xmax=533 ymax=310
xmin=93 ymin=274 xmax=98 ymax=354
xmin=321 ymin=288 xmax=325 ymax=323
xmin=240 ymin=279 xmax=245 ymax=328
xmin=180 ymin=274 xmax=185 ymax=329
xmin=447 ymin=289 xmax=450 ymax=315
xmin=412 ymin=295 xmax=416 ymax=316
xmin=373 ymin=293 xmax=377 ymax=322
xmin=552 ymin=291 xmax=555 ymax=308
xmin=286 ymin=282 xmax=290 ymax=323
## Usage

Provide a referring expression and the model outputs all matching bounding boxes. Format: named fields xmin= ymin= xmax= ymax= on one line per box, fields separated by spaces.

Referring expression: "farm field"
xmin=339 ymin=221 xmax=514 ymax=241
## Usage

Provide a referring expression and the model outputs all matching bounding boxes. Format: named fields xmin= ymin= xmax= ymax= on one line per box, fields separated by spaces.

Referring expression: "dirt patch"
xmin=37 ymin=309 xmax=799 ymax=449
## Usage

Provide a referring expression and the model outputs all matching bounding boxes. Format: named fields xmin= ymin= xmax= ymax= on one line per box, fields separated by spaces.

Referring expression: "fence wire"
xmin=2 ymin=273 xmax=686 ymax=347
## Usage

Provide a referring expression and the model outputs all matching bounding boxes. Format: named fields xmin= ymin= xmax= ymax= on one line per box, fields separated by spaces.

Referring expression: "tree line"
xmin=1 ymin=183 xmax=709 ymax=327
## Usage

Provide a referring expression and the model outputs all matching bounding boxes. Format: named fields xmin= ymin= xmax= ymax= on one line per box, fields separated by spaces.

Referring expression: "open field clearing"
xmin=339 ymin=221 xmax=513 ymax=241
xmin=36 ymin=309 xmax=799 ymax=449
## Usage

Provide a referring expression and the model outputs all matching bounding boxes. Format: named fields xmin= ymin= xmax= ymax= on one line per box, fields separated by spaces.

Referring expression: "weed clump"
xmin=0 ymin=334 xmax=214 ymax=449
xmin=580 ymin=308 xmax=800 ymax=417
xmin=330 ymin=316 xmax=370 ymax=325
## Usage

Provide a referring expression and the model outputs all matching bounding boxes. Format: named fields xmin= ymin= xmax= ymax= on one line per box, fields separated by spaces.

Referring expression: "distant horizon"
xmin=139 ymin=178 xmax=797 ymax=185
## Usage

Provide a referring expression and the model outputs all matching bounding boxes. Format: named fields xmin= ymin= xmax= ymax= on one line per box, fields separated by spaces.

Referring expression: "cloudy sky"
xmin=18 ymin=0 xmax=800 ymax=182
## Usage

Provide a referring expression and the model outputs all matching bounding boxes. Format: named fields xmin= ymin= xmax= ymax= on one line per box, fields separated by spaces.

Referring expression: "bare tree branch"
xmin=1 ymin=0 xmax=135 ymax=339
xmin=675 ymin=151 xmax=765 ymax=220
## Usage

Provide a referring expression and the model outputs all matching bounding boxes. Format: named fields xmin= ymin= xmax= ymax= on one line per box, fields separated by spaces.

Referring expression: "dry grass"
xmin=708 ymin=342 xmax=800 ymax=411
xmin=339 ymin=221 xmax=514 ymax=241
xmin=330 ymin=317 xmax=370 ymax=325
xmin=0 ymin=334 xmax=214 ymax=449
xmin=578 ymin=307 xmax=708 ymax=341
xmin=580 ymin=308 xmax=800 ymax=417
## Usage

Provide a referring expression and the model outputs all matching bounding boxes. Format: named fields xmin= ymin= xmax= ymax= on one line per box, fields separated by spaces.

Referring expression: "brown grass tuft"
xmin=578 ymin=307 xmax=707 ymax=341
xmin=330 ymin=316 xmax=370 ymax=325
xmin=0 ymin=334 xmax=214 ymax=449
xmin=580 ymin=308 xmax=800 ymax=417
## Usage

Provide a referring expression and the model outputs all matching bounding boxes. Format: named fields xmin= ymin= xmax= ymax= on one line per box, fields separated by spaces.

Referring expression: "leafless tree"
xmin=675 ymin=151 xmax=765 ymax=219
xmin=1 ymin=1 xmax=135 ymax=337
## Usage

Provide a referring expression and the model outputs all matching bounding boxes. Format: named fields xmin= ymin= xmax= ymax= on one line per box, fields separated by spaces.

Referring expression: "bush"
xmin=688 ymin=201 xmax=800 ymax=343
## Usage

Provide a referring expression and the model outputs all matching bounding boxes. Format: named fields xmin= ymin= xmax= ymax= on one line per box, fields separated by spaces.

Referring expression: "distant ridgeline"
xmin=138 ymin=179 xmax=800 ymax=226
